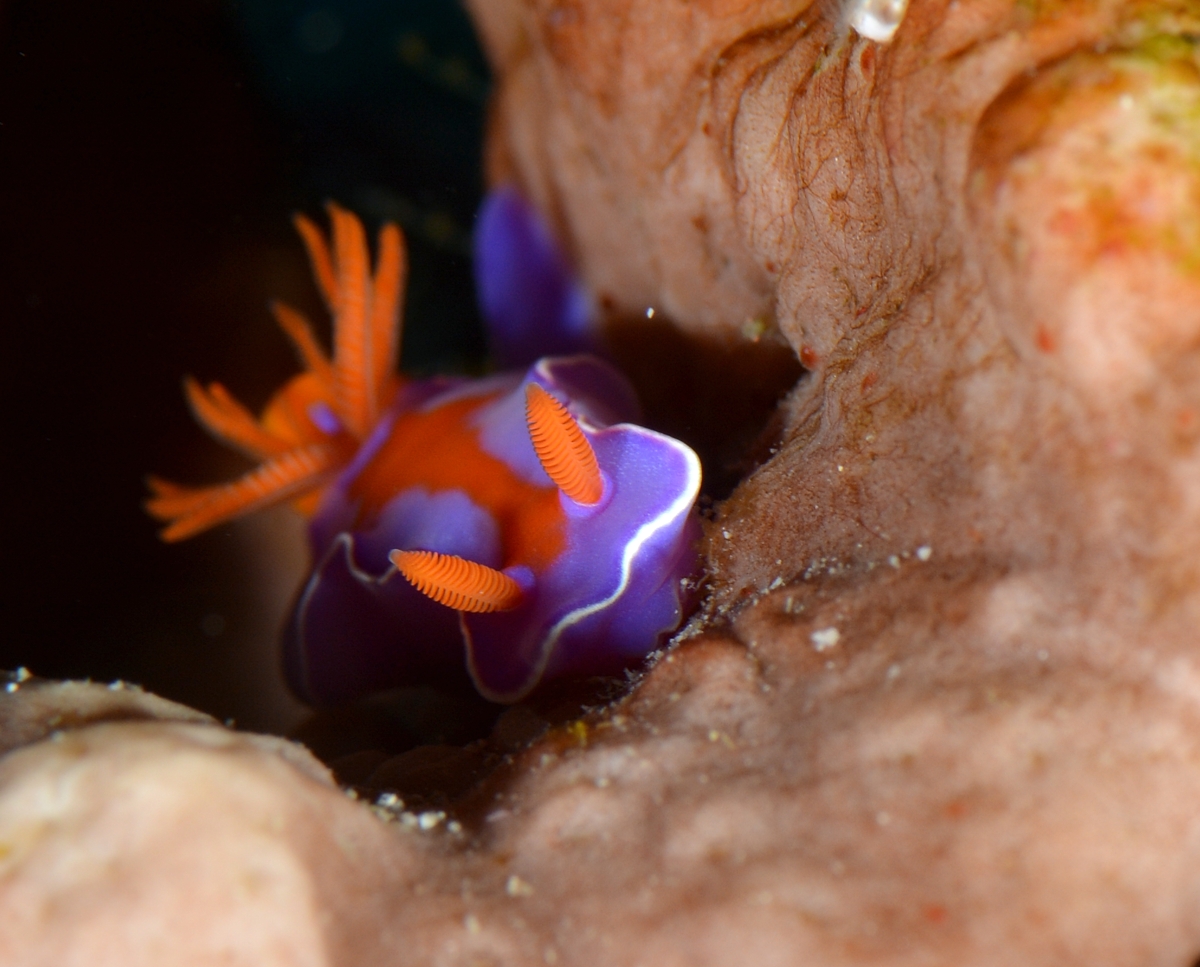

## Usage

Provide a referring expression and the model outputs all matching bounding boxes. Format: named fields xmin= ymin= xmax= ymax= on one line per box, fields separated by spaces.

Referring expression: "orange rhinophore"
xmin=145 ymin=202 xmax=405 ymax=542
xmin=524 ymin=383 xmax=604 ymax=505
xmin=391 ymin=549 xmax=524 ymax=613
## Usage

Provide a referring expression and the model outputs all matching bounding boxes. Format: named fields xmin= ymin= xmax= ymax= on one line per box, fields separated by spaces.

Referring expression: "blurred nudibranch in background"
xmin=146 ymin=194 xmax=702 ymax=704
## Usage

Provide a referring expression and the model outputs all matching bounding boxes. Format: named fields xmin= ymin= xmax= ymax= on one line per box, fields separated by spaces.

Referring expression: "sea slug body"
xmin=147 ymin=201 xmax=701 ymax=703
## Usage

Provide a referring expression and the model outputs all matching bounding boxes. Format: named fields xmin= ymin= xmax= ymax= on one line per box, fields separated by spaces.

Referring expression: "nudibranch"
xmin=147 ymin=202 xmax=702 ymax=704
xmin=473 ymin=186 xmax=596 ymax=368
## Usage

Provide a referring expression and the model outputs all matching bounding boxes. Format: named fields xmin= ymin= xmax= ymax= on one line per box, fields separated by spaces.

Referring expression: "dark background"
xmin=0 ymin=0 xmax=492 ymax=732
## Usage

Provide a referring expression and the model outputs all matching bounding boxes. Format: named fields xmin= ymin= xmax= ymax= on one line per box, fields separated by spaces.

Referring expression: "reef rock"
xmin=465 ymin=0 xmax=1200 ymax=959
xmin=0 ymin=681 xmax=421 ymax=966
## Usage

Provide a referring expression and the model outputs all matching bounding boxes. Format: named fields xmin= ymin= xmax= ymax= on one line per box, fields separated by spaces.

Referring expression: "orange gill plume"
xmin=390 ymin=550 xmax=524 ymax=613
xmin=524 ymin=383 xmax=604 ymax=505
xmin=146 ymin=204 xmax=407 ymax=542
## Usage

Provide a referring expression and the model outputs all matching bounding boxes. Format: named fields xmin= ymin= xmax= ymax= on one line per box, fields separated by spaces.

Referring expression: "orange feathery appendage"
xmin=271 ymin=301 xmax=335 ymax=394
xmin=524 ymin=383 xmax=603 ymax=505
xmin=328 ymin=204 xmax=373 ymax=437
xmin=146 ymin=443 xmax=341 ymax=542
xmin=369 ymin=222 xmax=405 ymax=404
xmin=292 ymin=204 xmax=406 ymax=439
xmin=183 ymin=378 xmax=293 ymax=460
xmin=151 ymin=205 xmax=407 ymax=542
xmin=390 ymin=550 xmax=524 ymax=613
xmin=292 ymin=212 xmax=340 ymax=313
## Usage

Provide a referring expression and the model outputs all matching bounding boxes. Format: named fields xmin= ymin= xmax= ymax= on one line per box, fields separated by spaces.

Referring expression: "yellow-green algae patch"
xmin=992 ymin=29 xmax=1200 ymax=277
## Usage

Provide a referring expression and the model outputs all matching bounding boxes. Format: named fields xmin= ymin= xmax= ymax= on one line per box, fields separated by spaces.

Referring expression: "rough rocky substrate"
xmin=7 ymin=582 xmax=1200 ymax=966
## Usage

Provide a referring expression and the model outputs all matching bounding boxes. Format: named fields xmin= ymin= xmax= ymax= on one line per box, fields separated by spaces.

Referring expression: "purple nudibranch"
xmin=148 ymin=198 xmax=702 ymax=704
